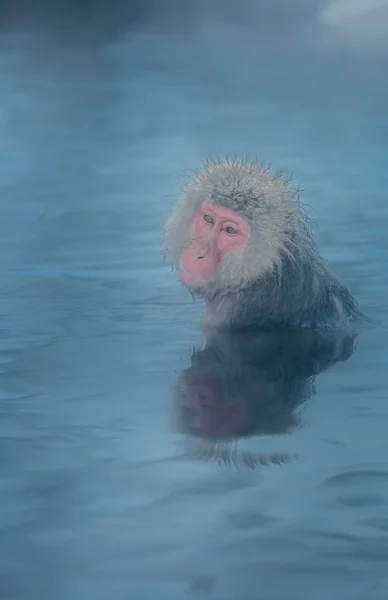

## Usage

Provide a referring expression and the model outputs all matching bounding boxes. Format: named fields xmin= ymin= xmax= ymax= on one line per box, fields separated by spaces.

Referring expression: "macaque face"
xmin=183 ymin=369 xmax=248 ymax=437
xmin=179 ymin=202 xmax=250 ymax=288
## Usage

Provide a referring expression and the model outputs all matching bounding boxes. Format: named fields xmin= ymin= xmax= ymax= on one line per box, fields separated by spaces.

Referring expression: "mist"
xmin=1 ymin=0 xmax=388 ymax=53
xmin=1 ymin=2 xmax=388 ymax=600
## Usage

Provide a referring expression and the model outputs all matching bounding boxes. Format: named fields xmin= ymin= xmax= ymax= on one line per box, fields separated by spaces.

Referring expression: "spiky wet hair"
xmin=164 ymin=156 xmax=315 ymax=292
xmin=164 ymin=156 xmax=367 ymax=329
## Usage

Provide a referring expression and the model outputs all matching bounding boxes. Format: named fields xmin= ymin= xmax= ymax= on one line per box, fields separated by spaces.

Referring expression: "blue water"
xmin=1 ymin=8 xmax=388 ymax=599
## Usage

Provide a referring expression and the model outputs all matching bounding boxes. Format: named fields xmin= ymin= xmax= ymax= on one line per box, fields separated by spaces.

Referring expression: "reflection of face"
xmin=175 ymin=328 xmax=357 ymax=465
xmin=183 ymin=369 xmax=248 ymax=437
xmin=179 ymin=202 xmax=250 ymax=288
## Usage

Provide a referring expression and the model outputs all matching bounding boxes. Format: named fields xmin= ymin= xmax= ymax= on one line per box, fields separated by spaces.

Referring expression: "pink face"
xmin=179 ymin=202 xmax=250 ymax=287
xmin=183 ymin=370 xmax=248 ymax=437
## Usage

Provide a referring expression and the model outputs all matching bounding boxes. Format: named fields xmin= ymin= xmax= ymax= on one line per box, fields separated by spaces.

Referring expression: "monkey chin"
xmin=178 ymin=260 xmax=212 ymax=289
xmin=179 ymin=268 xmax=210 ymax=289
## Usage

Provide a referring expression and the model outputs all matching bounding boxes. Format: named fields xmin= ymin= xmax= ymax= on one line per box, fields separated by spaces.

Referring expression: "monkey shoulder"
xmin=208 ymin=258 xmax=365 ymax=331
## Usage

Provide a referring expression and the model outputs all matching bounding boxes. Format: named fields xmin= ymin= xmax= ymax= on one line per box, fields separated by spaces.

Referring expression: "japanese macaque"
xmin=174 ymin=327 xmax=356 ymax=469
xmin=164 ymin=157 xmax=369 ymax=330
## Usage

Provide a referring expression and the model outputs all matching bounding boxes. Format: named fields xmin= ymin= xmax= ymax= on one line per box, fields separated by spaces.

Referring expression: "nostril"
xmin=197 ymin=255 xmax=205 ymax=260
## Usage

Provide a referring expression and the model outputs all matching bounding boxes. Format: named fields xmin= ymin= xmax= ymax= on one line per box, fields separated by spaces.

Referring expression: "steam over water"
xmin=1 ymin=2 xmax=388 ymax=599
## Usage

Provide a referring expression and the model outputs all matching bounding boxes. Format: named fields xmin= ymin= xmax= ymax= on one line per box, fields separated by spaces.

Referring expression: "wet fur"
xmin=164 ymin=156 xmax=369 ymax=330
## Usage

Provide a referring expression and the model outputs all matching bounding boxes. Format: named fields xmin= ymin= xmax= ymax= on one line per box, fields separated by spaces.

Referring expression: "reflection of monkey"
xmin=164 ymin=157 xmax=370 ymax=330
xmin=174 ymin=327 xmax=356 ymax=468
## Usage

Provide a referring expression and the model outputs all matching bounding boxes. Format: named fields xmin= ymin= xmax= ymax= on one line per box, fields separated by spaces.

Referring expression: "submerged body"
xmin=164 ymin=157 xmax=368 ymax=330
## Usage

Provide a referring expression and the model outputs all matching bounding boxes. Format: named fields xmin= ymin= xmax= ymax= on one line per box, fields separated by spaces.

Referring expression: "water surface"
xmin=1 ymin=12 xmax=388 ymax=600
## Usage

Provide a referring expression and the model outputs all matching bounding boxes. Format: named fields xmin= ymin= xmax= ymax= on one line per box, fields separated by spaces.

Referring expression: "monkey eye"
xmin=203 ymin=214 xmax=214 ymax=224
xmin=224 ymin=226 xmax=238 ymax=235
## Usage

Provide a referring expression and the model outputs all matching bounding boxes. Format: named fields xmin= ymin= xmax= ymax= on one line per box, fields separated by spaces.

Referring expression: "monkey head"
xmin=164 ymin=157 xmax=304 ymax=295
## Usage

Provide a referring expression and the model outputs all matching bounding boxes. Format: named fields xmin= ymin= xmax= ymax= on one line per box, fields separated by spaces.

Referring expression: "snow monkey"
xmin=164 ymin=157 xmax=369 ymax=330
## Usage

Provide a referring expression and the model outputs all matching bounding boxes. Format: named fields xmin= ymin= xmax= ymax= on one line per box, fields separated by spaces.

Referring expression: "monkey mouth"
xmin=178 ymin=262 xmax=211 ymax=288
